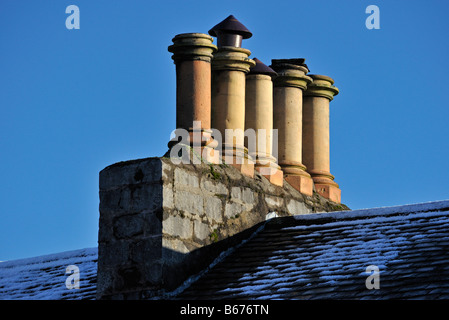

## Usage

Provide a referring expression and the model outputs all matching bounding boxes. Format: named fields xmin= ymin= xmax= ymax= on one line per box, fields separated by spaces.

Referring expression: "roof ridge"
xmin=265 ymin=199 xmax=449 ymax=230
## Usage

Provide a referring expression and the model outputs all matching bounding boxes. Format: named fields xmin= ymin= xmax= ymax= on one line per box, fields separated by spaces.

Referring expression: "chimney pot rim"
xmin=270 ymin=58 xmax=309 ymax=73
xmin=171 ymin=33 xmax=215 ymax=41
xmin=308 ymin=74 xmax=335 ymax=85
xmin=271 ymin=58 xmax=306 ymax=66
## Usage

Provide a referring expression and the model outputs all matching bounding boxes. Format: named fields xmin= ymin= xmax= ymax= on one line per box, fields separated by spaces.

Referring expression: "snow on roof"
xmin=0 ymin=247 xmax=97 ymax=300
xmin=177 ymin=200 xmax=449 ymax=299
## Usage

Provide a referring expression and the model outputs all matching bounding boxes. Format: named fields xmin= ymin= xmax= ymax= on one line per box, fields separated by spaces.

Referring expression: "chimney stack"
xmin=168 ymin=33 xmax=219 ymax=163
xmin=209 ymin=15 xmax=256 ymax=177
xmin=271 ymin=59 xmax=314 ymax=196
xmin=303 ymin=74 xmax=341 ymax=203
xmin=166 ymin=16 xmax=343 ymax=202
xmin=245 ymin=58 xmax=283 ymax=186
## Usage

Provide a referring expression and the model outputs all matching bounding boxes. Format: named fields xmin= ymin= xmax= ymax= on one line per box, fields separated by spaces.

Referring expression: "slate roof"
xmin=177 ymin=200 xmax=449 ymax=300
xmin=1 ymin=200 xmax=449 ymax=300
xmin=0 ymin=248 xmax=97 ymax=300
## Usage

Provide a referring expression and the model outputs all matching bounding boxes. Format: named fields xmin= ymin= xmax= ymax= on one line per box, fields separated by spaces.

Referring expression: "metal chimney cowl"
xmin=208 ymin=15 xmax=252 ymax=48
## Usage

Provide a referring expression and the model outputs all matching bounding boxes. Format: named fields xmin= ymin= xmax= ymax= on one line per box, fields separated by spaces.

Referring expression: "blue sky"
xmin=1 ymin=0 xmax=448 ymax=261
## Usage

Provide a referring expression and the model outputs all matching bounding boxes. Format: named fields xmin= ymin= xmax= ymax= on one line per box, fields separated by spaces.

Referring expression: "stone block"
xmin=204 ymin=197 xmax=223 ymax=223
xmin=98 ymin=214 xmax=114 ymax=243
xmin=230 ymin=187 xmax=241 ymax=201
xmin=287 ymin=199 xmax=312 ymax=215
xmin=99 ymin=158 xmax=162 ymax=190
xmin=101 ymin=184 xmax=162 ymax=215
xmin=231 ymin=187 xmax=255 ymax=204
xmin=242 ymin=188 xmax=255 ymax=204
xmin=97 ymin=241 xmax=129 ymax=268
xmin=163 ymin=215 xmax=193 ymax=239
xmin=98 ymin=189 xmax=122 ymax=217
xmin=200 ymin=179 xmax=228 ymax=195
xmin=129 ymin=236 xmax=163 ymax=263
xmin=223 ymin=165 xmax=244 ymax=181
xmin=162 ymin=184 xmax=174 ymax=210
xmin=224 ymin=202 xmax=243 ymax=219
xmin=161 ymin=160 xmax=173 ymax=181
xmin=174 ymin=190 xmax=204 ymax=215
xmin=114 ymin=214 xmax=144 ymax=239
xmin=174 ymin=167 xmax=199 ymax=189
xmin=142 ymin=211 xmax=163 ymax=236
xmin=265 ymin=196 xmax=284 ymax=208
xmin=194 ymin=220 xmax=210 ymax=241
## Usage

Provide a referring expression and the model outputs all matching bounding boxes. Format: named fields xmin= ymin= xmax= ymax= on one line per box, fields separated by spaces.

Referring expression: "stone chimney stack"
xmin=97 ymin=15 xmax=348 ymax=301
xmin=209 ymin=15 xmax=256 ymax=177
xmin=303 ymin=74 xmax=341 ymax=203
xmin=245 ymin=58 xmax=283 ymax=186
xmin=167 ymin=33 xmax=219 ymax=163
xmin=270 ymin=59 xmax=314 ymax=196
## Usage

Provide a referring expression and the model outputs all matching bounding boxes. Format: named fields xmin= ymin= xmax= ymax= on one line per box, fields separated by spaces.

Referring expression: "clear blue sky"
xmin=1 ymin=0 xmax=448 ymax=261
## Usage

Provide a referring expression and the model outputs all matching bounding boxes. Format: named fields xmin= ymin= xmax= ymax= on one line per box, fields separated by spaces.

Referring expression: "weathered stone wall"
xmin=97 ymin=156 xmax=348 ymax=299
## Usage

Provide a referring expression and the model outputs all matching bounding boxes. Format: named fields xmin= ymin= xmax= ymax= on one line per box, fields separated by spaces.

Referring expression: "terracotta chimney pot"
xmin=270 ymin=59 xmax=313 ymax=196
xmin=303 ymin=74 xmax=341 ymax=203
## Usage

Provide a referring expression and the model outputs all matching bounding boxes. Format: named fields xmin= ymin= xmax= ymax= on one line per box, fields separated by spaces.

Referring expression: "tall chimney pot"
xmin=245 ymin=58 xmax=283 ymax=186
xmin=270 ymin=58 xmax=314 ymax=196
xmin=303 ymin=74 xmax=341 ymax=203
xmin=167 ymin=33 xmax=219 ymax=163
xmin=210 ymin=16 xmax=255 ymax=177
